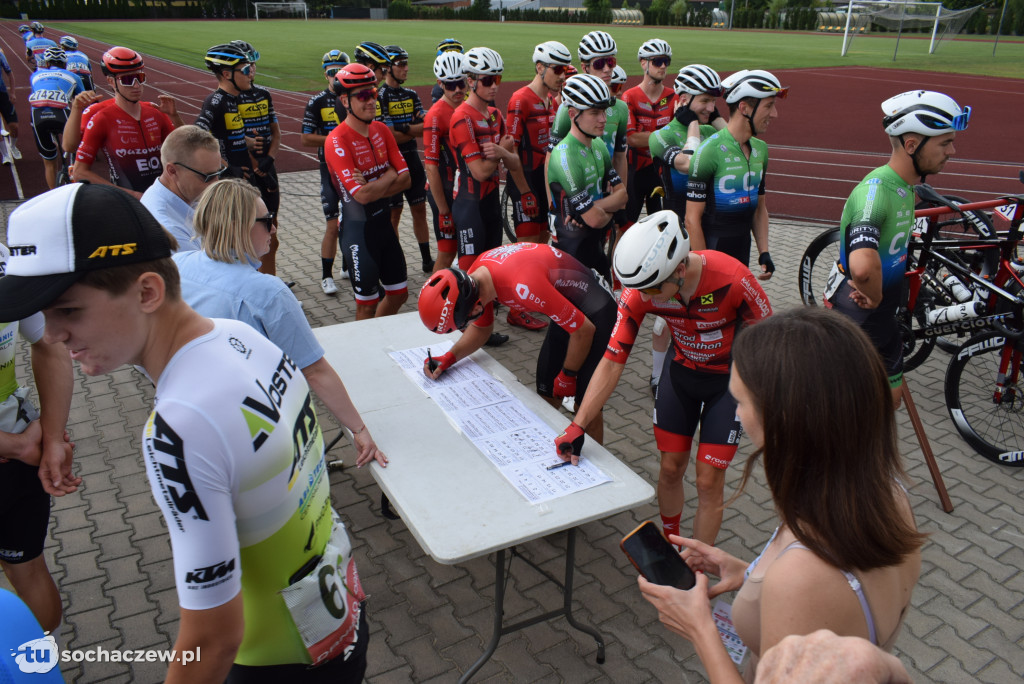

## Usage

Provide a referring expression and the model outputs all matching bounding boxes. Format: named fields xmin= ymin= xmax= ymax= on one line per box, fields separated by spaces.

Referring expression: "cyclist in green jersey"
xmin=831 ymin=90 xmax=969 ymax=405
xmin=686 ymin=69 xmax=786 ymax=279
xmin=547 ymin=74 xmax=627 ymax=283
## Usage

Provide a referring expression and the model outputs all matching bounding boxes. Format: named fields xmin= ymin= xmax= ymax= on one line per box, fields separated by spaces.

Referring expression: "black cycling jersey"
xmin=376 ymin=83 xmax=424 ymax=152
xmin=195 ymin=89 xmax=250 ymax=173
xmin=301 ymin=88 xmax=346 ymax=163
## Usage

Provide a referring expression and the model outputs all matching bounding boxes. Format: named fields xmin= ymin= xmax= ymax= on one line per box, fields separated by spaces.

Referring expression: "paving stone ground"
xmin=3 ymin=171 xmax=1023 ymax=682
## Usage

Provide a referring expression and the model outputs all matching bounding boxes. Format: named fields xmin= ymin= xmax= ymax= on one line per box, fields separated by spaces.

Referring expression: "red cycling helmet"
xmin=101 ymin=47 xmax=144 ymax=75
xmin=418 ymin=269 xmax=480 ymax=334
xmin=335 ymin=63 xmax=377 ymax=92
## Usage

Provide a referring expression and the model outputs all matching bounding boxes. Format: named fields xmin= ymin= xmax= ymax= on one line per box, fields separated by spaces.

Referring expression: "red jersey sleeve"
xmin=450 ymin=107 xmax=482 ymax=163
xmin=603 ymin=289 xmax=649 ymax=364
xmin=734 ymin=268 xmax=773 ymax=325
xmin=506 ymin=91 xmax=527 ymax=148
xmin=325 ymin=127 xmax=363 ymax=197
xmin=623 ymin=90 xmax=639 ymax=137
xmin=423 ymin=108 xmax=441 ymax=167
xmin=75 ymin=109 xmax=107 ymax=164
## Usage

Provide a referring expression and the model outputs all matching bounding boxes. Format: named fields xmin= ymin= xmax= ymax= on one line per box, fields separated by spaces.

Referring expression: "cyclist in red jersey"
xmin=555 ymin=211 xmax=771 ymax=545
xmin=623 ymin=39 xmax=676 ymax=226
xmin=422 ymin=51 xmax=466 ymax=274
xmin=418 ymin=243 xmax=617 ymax=442
xmin=506 ymin=41 xmax=570 ymax=245
xmin=325 ymin=64 xmax=411 ymax=321
xmin=74 ymin=47 xmax=177 ymax=197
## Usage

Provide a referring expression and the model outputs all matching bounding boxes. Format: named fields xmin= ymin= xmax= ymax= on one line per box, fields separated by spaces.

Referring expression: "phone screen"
xmin=621 ymin=521 xmax=696 ymax=590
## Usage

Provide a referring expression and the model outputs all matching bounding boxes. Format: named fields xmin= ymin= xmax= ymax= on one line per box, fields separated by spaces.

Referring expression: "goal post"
xmin=840 ymin=0 xmax=982 ymax=57
xmin=253 ymin=2 xmax=308 ymax=20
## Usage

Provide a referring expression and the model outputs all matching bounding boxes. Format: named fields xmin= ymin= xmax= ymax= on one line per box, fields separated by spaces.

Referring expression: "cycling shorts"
xmin=30 ymin=107 xmax=68 ymax=160
xmin=830 ymin=289 xmax=904 ymax=389
xmin=426 ymin=188 xmax=456 ymax=253
xmin=0 ymin=92 xmax=17 ymax=123
xmin=705 ymin=232 xmax=753 ymax=270
xmin=225 ymin=601 xmax=369 ymax=683
xmin=536 ymin=296 xmax=616 ymax=403
xmin=340 ymin=209 xmax=408 ymax=304
xmin=626 ymin=164 xmax=663 ymax=224
xmin=388 ymin=150 xmax=426 ymax=209
xmin=653 ymin=358 xmax=741 ymax=468
xmin=507 ymin=165 xmax=549 ymax=238
xmin=319 ymin=161 xmax=340 ymax=222
xmin=454 ymin=189 xmax=502 ymax=270
xmin=250 ymin=163 xmax=280 ymax=217
xmin=0 ymin=459 xmax=51 ymax=565
xmin=554 ymin=223 xmax=612 ymax=286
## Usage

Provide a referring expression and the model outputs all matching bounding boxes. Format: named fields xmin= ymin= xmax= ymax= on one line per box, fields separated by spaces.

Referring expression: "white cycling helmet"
xmin=611 ymin=65 xmax=627 ymax=86
xmin=578 ymin=30 xmax=617 ymax=62
xmin=638 ymin=39 xmax=672 ymax=61
xmin=561 ymin=74 xmax=612 ymax=111
xmin=722 ymin=69 xmax=787 ymax=103
xmin=433 ymin=52 xmax=465 ymax=81
xmin=533 ymin=41 xmax=572 ymax=66
xmin=613 ymin=210 xmax=690 ymax=289
xmin=674 ymin=64 xmax=722 ymax=97
xmin=881 ymin=90 xmax=970 ymax=137
xmin=463 ymin=47 xmax=503 ymax=76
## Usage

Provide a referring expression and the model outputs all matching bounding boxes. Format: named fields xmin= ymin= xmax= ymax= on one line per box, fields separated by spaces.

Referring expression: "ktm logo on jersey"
xmin=89 ymin=243 xmax=137 ymax=258
xmin=224 ymin=112 xmax=243 ymax=130
xmin=659 ymin=97 xmax=669 ymax=107
xmin=239 ymin=101 xmax=269 ymax=118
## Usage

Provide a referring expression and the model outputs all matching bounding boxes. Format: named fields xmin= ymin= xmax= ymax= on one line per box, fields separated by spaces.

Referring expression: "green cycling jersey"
xmin=549 ymin=98 xmax=628 ymax=161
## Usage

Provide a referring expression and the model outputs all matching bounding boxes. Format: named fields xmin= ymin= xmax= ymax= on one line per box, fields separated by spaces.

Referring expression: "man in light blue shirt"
xmin=141 ymin=125 xmax=226 ymax=252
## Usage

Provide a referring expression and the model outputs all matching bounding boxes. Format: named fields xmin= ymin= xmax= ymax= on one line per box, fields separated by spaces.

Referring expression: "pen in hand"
xmin=547 ymin=461 xmax=573 ymax=471
xmin=427 ymin=348 xmax=439 ymax=373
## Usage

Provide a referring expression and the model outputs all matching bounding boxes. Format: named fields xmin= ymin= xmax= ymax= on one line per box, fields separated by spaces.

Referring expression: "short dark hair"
xmin=77 ymin=256 xmax=181 ymax=302
xmin=731 ymin=307 xmax=926 ymax=571
xmin=727 ymin=96 xmax=757 ymax=116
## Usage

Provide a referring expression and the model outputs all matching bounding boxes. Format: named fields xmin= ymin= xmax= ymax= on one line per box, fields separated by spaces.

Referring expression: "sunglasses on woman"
xmin=116 ymin=72 xmax=146 ymax=87
xmin=254 ymin=213 xmax=275 ymax=230
xmin=476 ymin=75 xmax=501 ymax=87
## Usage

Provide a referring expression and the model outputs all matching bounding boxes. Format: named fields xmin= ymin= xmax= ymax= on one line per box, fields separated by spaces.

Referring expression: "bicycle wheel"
xmin=500 ymin=184 xmax=517 ymax=244
xmin=945 ymin=331 xmax=1024 ymax=466
xmin=798 ymin=226 xmax=840 ymax=306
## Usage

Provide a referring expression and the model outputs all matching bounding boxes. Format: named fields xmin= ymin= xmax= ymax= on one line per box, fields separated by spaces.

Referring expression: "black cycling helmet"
xmin=353 ymin=41 xmax=389 ymax=68
xmin=229 ymin=39 xmax=259 ymax=63
xmin=101 ymin=47 xmax=144 ymax=75
xmin=385 ymin=45 xmax=409 ymax=64
xmin=436 ymin=38 xmax=463 ymax=56
xmin=322 ymin=49 xmax=349 ymax=69
xmin=30 ymin=21 xmax=44 ymax=34
xmin=204 ymin=43 xmax=248 ymax=72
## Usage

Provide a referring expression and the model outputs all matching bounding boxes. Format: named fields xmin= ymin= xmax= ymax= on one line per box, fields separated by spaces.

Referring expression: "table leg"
xmin=562 ymin=528 xmax=606 ymax=664
xmin=459 ymin=549 xmax=507 ymax=684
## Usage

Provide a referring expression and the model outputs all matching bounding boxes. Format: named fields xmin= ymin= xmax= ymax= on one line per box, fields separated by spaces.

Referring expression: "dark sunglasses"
xmin=392 ymin=60 xmax=409 ymax=68
xmin=591 ymin=57 xmax=616 ymax=71
xmin=442 ymin=79 xmax=467 ymax=91
xmin=477 ymin=75 xmax=501 ymax=87
xmin=116 ymin=72 xmax=146 ymax=87
xmin=254 ymin=213 xmax=275 ymax=230
xmin=349 ymin=88 xmax=377 ymax=102
xmin=173 ymin=161 xmax=228 ymax=183
xmin=547 ymin=64 xmax=569 ymax=75
xmin=325 ymin=67 xmax=342 ymax=78
xmin=650 ymin=57 xmax=671 ymax=68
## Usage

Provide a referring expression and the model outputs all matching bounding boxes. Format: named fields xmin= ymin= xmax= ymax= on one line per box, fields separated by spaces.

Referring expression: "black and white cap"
xmin=561 ymin=74 xmax=612 ymax=111
xmin=0 ymin=183 xmax=173 ymax=321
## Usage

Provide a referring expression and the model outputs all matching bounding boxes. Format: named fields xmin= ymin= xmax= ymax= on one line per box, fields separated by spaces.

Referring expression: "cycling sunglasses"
xmin=349 ymin=88 xmax=377 ymax=102
xmin=173 ymin=161 xmax=228 ymax=183
xmin=116 ymin=72 xmax=146 ymax=87
xmin=254 ymin=213 xmax=275 ymax=230
xmin=235 ymin=63 xmax=255 ymax=76
xmin=391 ymin=60 xmax=409 ymax=68
xmin=639 ymin=284 xmax=665 ymax=296
xmin=325 ymin=67 xmax=342 ymax=78
xmin=443 ymin=79 xmax=467 ymax=91
xmin=650 ymin=57 xmax=671 ymax=68
xmin=476 ymin=74 xmax=501 ymax=87
xmin=949 ymin=106 xmax=971 ymax=131
xmin=590 ymin=57 xmax=616 ymax=71
xmin=546 ymin=64 xmax=569 ymax=75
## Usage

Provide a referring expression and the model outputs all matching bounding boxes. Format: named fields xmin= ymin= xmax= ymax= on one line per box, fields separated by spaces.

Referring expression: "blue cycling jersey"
xmin=28 ymin=67 xmax=83 ymax=109
xmin=64 ymin=50 xmax=91 ymax=77
xmin=25 ymin=36 xmax=57 ymax=69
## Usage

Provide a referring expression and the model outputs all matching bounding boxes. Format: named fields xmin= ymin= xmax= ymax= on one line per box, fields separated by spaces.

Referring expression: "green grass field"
xmin=48 ymin=19 xmax=1024 ymax=92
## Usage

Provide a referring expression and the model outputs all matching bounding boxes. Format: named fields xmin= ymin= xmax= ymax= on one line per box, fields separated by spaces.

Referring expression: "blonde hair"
xmin=160 ymin=125 xmax=220 ymax=167
xmin=193 ymin=179 xmax=261 ymax=263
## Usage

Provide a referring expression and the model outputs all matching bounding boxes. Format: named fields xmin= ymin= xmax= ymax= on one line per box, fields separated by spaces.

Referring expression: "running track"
xmin=2 ymin=21 xmax=1021 ymax=223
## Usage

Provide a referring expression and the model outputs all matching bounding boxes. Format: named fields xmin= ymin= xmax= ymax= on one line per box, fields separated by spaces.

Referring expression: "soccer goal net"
xmin=840 ymin=1 xmax=982 ymax=56
xmin=253 ymin=2 xmax=308 ymax=20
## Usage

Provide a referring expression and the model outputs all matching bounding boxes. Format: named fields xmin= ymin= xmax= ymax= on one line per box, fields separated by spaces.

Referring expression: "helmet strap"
xmin=572 ymin=110 xmax=599 ymax=140
xmin=112 ymin=79 xmax=140 ymax=105
xmin=744 ymin=98 xmax=761 ymax=137
xmin=900 ymin=134 xmax=929 ymax=182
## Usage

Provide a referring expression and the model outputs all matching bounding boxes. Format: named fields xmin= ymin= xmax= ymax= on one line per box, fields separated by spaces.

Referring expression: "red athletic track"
xmin=2 ymin=21 xmax=1021 ymax=223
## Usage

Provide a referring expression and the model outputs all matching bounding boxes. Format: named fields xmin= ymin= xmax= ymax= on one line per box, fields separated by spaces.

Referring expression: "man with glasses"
xmin=141 ymin=125 xmax=226 ymax=252
xmin=829 ymin=90 xmax=969 ymax=407
xmin=353 ymin=41 xmax=389 ymax=90
xmin=301 ymin=50 xmax=350 ymax=295
xmin=423 ymin=51 xmax=465 ymax=276
xmin=623 ymin=38 xmax=676 ymax=227
xmin=196 ymin=43 xmax=256 ymax=183
xmin=554 ymin=211 xmax=771 ymax=545
xmin=430 ymin=38 xmax=463 ymax=105
xmin=73 ymin=46 xmax=175 ymax=197
xmin=325 ymin=63 xmax=411 ymax=321
xmin=686 ymin=69 xmax=786 ymax=276
xmin=377 ymin=44 xmax=434 ymax=274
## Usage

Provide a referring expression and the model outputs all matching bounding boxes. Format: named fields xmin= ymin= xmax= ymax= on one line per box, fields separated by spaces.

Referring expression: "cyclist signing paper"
xmin=829 ymin=90 xmax=969 ymax=405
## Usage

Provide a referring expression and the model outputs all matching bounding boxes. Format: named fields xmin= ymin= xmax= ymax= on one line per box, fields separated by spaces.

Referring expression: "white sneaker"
xmin=340 ymin=269 xmax=350 ymax=280
xmin=10 ymin=145 xmax=20 ymax=160
xmin=321 ymin=277 xmax=338 ymax=295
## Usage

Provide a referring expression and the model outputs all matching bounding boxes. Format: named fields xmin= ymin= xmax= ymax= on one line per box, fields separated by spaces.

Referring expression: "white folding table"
xmin=315 ymin=313 xmax=654 ymax=681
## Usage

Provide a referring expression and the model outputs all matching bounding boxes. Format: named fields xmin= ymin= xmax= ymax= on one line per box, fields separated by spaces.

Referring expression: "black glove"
xmin=708 ymin=106 xmax=723 ymax=124
xmin=257 ymin=156 xmax=275 ymax=174
xmin=674 ymin=105 xmax=699 ymax=128
xmin=758 ymin=252 xmax=776 ymax=275
xmin=394 ymin=123 xmax=410 ymax=135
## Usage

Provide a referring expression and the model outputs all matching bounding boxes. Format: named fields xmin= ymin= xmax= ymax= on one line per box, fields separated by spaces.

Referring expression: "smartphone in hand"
xmin=620 ymin=520 xmax=696 ymax=590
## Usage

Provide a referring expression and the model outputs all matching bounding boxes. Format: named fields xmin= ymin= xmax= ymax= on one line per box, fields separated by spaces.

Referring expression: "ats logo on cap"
xmin=89 ymin=243 xmax=137 ymax=258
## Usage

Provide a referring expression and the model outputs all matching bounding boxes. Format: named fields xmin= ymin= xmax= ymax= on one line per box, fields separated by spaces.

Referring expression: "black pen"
xmin=427 ymin=348 xmax=438 ymax=372
xmin=547 ymin=461 xmax=573 ymax=471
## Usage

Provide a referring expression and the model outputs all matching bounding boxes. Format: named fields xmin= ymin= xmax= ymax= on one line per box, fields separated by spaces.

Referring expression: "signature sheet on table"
xmin=389 ymin=342 xmax=611 ymax=504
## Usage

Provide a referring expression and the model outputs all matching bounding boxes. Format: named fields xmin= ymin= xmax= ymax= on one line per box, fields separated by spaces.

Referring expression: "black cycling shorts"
xmin=0 ymin=91 xmax=17 ymax=124
xmin=388 ymin=148 xmax=426 ymax=209
xmin=426 ymin=185 xmax=456 ymax=251
xmin=30 ymin=107 xmax=68 ymax=160
xmin=453 ymin=189 xmax=502 ymax=267
xmin=536 ymin=295 xmax=617 ymax=403
xmin=830 ymin=288 xmax=904 ymax=388
xmin=507 ymin=164 xmax=549 ymax=238
xmin=706 ymin=232 xmax=753 ymax=270
xmin=0 ymin=460 xmax=51 ymax=565
xmin=319 ymin=161 xmax=340 ymax=222
xmin=340 ymin=207 xmax=408 ymax=303
xmin=554 ymin=224 xmax=612 ymax=286
xmin=250 ymin=162 xmax=280 ymax=216
xmin=653 ymin=358 xmax=741 ymax=466
xmin=626 ymin=164 xmax=663 ymax=224
xmin=226 ymin=601 xmax=369 ymax=684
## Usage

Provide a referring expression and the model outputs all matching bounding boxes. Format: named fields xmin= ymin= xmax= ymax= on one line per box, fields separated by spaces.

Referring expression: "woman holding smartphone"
xmin=637 ymin=306 xmax=923 ymax=682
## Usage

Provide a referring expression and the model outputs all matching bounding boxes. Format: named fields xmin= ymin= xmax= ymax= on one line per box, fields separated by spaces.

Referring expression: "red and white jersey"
xmin=325 ymin=119 xmax=408 ymax=218
xmin=506 ymin=85 xmax=554 ymax=171
xmin=623 ymin=84 xmax=675 ymax=170
xmin=75 ymin=101 xmax=174 ymax=192
xmin=449 ymin=101 xmax=505 ymax=197
xmin=422 ymin=97 xmax=458 ymax=188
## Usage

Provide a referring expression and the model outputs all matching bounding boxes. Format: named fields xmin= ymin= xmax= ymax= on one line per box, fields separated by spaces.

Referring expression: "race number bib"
xmin=280 ymin=515 xmax=366 ymax=666
xmin=822 ymin=260 xmax=846 ymax=304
